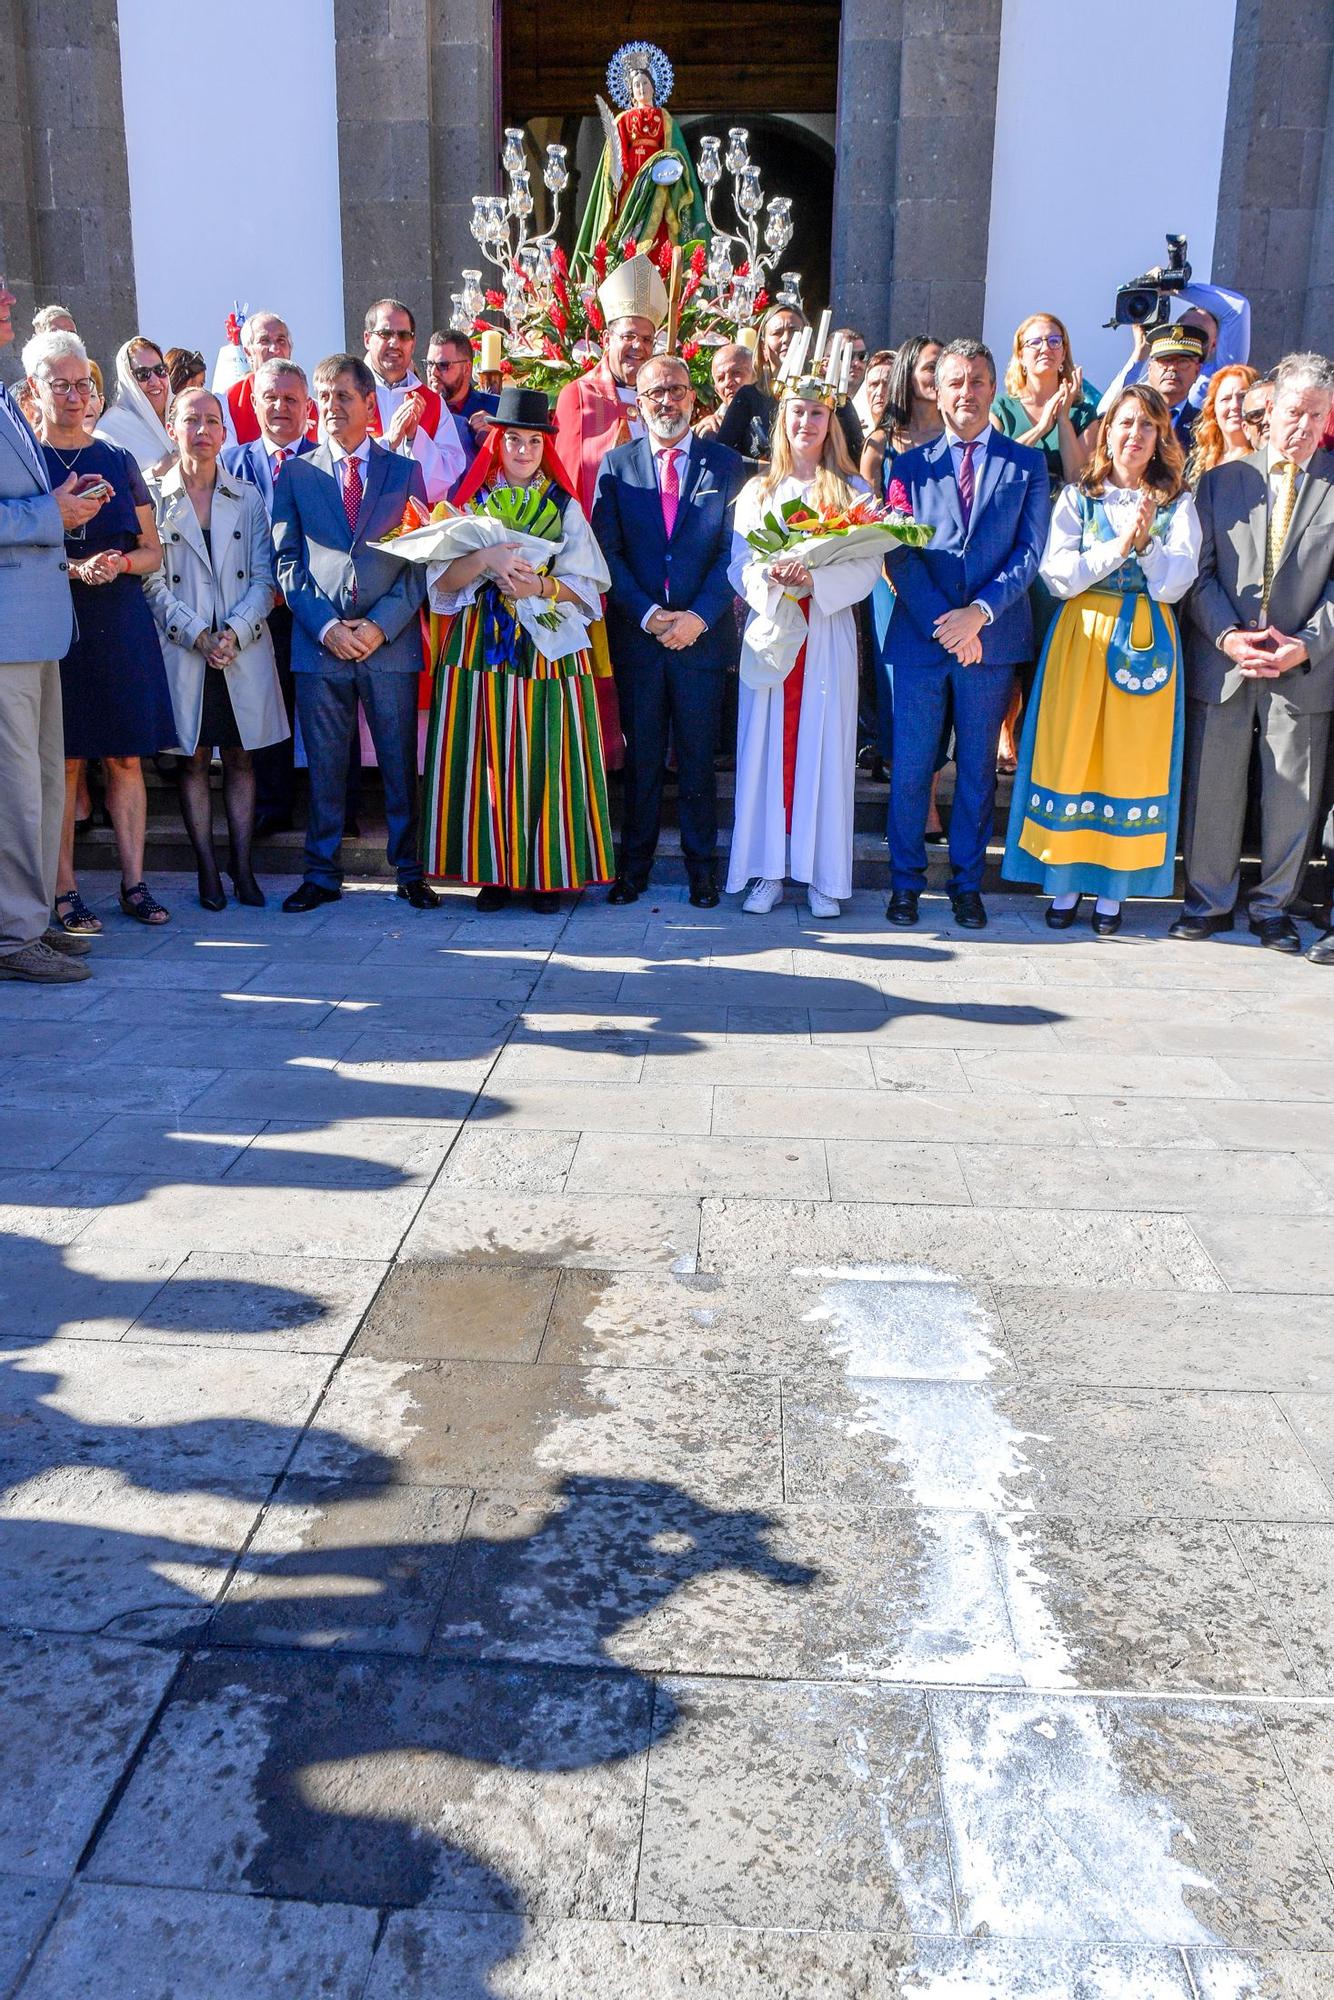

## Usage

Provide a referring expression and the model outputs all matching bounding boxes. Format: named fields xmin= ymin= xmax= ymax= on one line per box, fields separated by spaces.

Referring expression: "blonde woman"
xmin=726 ymin=387 xmax=884 ymax=917
xmin=991 ymin=312 xmax=1101 ymax=490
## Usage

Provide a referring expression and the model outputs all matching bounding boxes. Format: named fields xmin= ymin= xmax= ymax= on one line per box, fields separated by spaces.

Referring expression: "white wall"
xmin=983 ymin=0 xmax=1238 ymax=394
xmin=118 ymin=0 xmax=345 ymax=373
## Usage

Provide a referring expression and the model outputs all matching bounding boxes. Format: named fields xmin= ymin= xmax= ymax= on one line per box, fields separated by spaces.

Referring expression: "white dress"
xmin=726 ymin=475 xmax=884 ymax=901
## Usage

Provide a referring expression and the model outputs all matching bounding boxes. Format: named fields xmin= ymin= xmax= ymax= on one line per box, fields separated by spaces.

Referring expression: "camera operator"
xmin=1098 ymin=280 xmax=1251 ymax=417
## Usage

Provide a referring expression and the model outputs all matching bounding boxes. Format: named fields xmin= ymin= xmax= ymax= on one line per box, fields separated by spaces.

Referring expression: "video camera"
xmin=1106 ymin=233 xmax=1192 ymax=330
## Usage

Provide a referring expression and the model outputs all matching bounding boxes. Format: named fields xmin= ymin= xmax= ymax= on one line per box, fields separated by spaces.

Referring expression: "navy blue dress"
xmin=42 ymin=439 xmax=175 ymax=759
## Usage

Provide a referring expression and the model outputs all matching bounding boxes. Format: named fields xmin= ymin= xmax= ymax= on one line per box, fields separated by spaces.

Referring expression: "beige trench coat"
xmin=145 ymin=465 xmax=288 ymax=753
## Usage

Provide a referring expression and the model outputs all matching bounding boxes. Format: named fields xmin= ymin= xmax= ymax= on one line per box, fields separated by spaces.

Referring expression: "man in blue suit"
xmin=884 ymin=337 xmax=1048 ymax=929
xmin=222 ymin=357 xmax=320 ymax=837
xmin=272 ymin=353 xmax=435 ymax=912
xmin=592 ymin=354 xmax=746 ymax=907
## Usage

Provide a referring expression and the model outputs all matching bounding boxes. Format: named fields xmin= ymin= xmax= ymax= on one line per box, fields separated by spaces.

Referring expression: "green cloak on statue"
xmin=572 ymin=43 xmax=709 ymax=277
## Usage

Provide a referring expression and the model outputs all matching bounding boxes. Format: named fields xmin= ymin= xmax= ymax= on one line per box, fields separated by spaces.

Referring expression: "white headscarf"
xmin=95 ymin=338 xmax=175 ymax=473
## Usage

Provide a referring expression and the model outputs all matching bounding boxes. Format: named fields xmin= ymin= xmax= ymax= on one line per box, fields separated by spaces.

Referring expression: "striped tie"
xmin=1263 ymin=459 xmax=1298 ymax=607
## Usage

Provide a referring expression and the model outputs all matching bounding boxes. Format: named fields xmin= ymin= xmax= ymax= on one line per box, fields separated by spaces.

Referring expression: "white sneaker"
xmin=806 ymin=887 xmax=840 ymax=918
xmin=742 ymin=877 xmax=784 ymax=915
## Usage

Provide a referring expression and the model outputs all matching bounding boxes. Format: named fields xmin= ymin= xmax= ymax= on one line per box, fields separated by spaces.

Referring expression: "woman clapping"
xmin=1003 ymin=385 xmax=1200 ymax=936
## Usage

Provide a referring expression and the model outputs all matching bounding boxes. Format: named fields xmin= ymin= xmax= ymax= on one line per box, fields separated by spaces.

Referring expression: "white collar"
xmin=371 ymin=368 xmax=421 ymax=396
xmin=327 ymin=435 xmax=370 ymax=465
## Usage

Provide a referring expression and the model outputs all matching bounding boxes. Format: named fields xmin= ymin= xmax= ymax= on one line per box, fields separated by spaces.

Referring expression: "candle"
xmin=836 ymin=335 xmax=853 ymax=397
xmin=785 ymin=326 xmax=811 ymax=381
xmin=812 ymin=309 xmax=831 ymax=368
xmin=736 ymin=325 xmax=759 ymax=354
xmin=479 ymin=329 xmax=503 ymax=374
xmin=827 ymin=332 xmax=845 ymax=391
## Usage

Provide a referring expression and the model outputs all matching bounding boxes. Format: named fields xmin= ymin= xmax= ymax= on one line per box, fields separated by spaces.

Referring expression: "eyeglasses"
xmin=131 ymin=362 xmax=169 ymax=382
xmin=41 ymin=376 xmax=94 ymax=397
xmin=1242 ymin=407 xmax=1270 ymax=426
xmin=849 ymin=350 xmax=866 ymax=362
xmin=369 ymin=327 xmax=410 ymax=341
xmin=639 ymin=386 xmax=690 ymax=404
xmin=1022 ymin=334 xmax=1065 ymax=350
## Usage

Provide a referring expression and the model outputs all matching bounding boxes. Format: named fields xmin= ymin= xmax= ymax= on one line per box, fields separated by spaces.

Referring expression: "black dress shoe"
xmin=397 ymin=879 xmax=441 ymax=910
xmin=1168 ymin=910 xmax=1234 ymax=941
xmin=1307 ymin=928 xmax=1334 ymax=965
xmin=282 ymin=881 xmax=341 ymax=913
xmin=688 ymin=874 xmax=720 ymax=909
xmin=1091 ymin=907 xmax=1122 ymax=937
xmin=607 ymin=876 xmax=642 ymax=906
xmin=950 ymin=891 xmax=987 ymax=929
xmin=1045 ymin=896 xmax=1083 ymax=930
xmin=474 ymin=885 xmax=511 ymax=912
xmin=1249 ymin=913 xmax=1301 ymax=954
xmin=886 ymin=890 xmax=919 ymax=927
xmin=529 ymin=890 xmax=561 ymax=914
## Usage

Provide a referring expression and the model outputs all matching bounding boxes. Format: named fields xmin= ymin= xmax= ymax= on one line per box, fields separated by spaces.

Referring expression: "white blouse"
xmin=1040 ymin=484 xmax=1201 ymax=604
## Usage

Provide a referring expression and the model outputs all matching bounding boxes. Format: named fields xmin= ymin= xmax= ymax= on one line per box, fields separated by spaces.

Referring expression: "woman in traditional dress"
xmin=572 ymin=42 xmax=706 ymax=272
xmin=726 ymin=385 xmax=885 ymax=918
xmin=421 ymin=387 xmax=615 ymax=914
xmin=1002 ymin=383 xmax=1201 ymax=935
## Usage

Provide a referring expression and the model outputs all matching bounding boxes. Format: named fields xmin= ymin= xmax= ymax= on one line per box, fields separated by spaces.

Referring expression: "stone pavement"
xmin=1 ymin=869 xmax=1332 ymax=1999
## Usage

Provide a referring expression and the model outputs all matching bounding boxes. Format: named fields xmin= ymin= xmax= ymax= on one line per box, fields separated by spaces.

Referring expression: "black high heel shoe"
xmin=228 ymin=856 xmax=265 ymax=908
xmin=1045 ymin=896 xmax=1083 ymax=930
xmin=1091 ymin=905 xmax=1122 ymax=937
xmin=197 ymin=874 xmax=227 ymax=913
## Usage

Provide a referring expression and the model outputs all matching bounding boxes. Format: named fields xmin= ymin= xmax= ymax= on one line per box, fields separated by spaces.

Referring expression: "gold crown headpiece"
xmin=774 ymin=312 xmax=854 ymax=407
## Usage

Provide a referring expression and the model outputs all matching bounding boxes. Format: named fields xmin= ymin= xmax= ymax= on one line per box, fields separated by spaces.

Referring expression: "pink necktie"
xmin=659 ymin=448 xmax=680 ymax=538
xmin=958 ymin=440 xmax=978 ymax=526
xmin=342 ymin=454 xmax=363 ymax=534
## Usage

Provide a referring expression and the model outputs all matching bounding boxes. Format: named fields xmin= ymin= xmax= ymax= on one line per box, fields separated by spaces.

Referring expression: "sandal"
xmin=53 ymin=889 xmax=102 ymax=935
xmin=119 ymin=880 xmax=170 ymax=925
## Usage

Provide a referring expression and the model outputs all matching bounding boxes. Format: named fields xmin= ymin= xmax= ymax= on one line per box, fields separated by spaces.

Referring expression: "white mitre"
xmin=597 ymin=253 xmax=668 ymax=330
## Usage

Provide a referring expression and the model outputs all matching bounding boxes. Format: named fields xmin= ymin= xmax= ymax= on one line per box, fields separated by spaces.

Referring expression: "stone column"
xmin=427 ymin=0 xmax=497 ymax=340
xmin=1212 ymin=0 xmax=1334 ymax=362
xmin=0 ymin=0 xmax=135 ymax=374
xmin=832 ymin=0 xmax=1002 ymax=345
xmin=332 ymin=0 xmax=434 ymax=346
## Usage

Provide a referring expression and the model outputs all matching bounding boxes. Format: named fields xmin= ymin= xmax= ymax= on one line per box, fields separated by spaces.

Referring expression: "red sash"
xmin=367 ymin=382 xmax=444 ymax=441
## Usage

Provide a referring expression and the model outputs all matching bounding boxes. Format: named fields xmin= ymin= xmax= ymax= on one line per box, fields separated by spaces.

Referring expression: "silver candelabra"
xmin=695 ymin=127 xmax=798 ymax=327
xmin=454 ymin=128 xmax=571 ymax=350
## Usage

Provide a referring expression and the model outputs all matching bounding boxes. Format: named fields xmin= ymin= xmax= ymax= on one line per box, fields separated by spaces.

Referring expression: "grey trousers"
xmin=0 ymin=660 xmax=64 ymax=954
xmin=1181 ymin=686 xmax=1331 ymax=921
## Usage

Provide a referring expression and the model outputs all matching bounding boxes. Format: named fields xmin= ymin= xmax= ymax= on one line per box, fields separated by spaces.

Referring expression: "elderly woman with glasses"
xmin=96 ymin=335 xmax=176 ymax=480
xmin=25 ymin=331 xmax=175 ymax=931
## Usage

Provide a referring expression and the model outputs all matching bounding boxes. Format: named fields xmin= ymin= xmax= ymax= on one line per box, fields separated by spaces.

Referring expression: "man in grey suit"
xmin=1173 ymin=351 xmax=1334 ymax=955
xmin=272 ymin=352 xmax=438 ymax=912
xmin=0 ymin=275 xmax=106 ymax=982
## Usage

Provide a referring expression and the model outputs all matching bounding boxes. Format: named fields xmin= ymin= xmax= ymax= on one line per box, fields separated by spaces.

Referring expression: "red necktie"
xmin=659 ymin=447 xmax=680 ymax=538
xmin=271 ymin=447 xmax=288 ymax=483
xmin=342 ymin=454 xmax=363 ymax=534
xmin=958 ymin=440 xmax=978 ymax=527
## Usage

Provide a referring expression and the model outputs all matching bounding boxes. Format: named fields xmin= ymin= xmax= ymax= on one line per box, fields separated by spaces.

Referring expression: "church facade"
xmin=1 ymin=0 xmax=1329 ymax=386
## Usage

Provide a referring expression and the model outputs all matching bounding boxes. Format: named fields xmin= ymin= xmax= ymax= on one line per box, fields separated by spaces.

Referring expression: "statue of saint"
xmin=572 ymin=42 xmax=708 ymax=274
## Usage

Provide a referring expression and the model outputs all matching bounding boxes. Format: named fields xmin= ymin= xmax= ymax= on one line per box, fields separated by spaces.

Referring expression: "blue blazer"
xmin=272 ymin=441 xmax=427 ymax=677
xmin=883 ymin=430 xmax=1048 ymax=668
xmin=222 ymin=436 xmax=317 ymax=519
xmin=0 ymin=384 xmax=73 ymax=664
xmin=592 ymin=432 xmax=746 ymax=672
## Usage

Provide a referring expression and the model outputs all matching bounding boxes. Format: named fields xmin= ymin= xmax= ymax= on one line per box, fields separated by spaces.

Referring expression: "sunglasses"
xmin=1242 ymin=407 xmax=1270 ymax=424
xmin=131 ymin=362 xmax=169 ymax=382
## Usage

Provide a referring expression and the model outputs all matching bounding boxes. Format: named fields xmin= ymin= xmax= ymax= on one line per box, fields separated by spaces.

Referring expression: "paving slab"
xmin=565 ymin=1133 xmax=829 ymax=1200
xmin=75 ymin=1178 xmax=426 ymax=1261
xmin=352 ymin=1263 xmax=558 ymax=1363
xmin=86 ymin=1649 xmax=651 ymax=1917
xmin=714 ymin=1083 xmax=1087 ymax=1144
xmin=637 ymin=1676 xmax=954 ymax=1931
xmin=462 ymin=1081 xmax=714 ymax=1133
xmin=125 ymin=1251 xmax=386 ymax=1353
xmin=367 ymin=1918 xmax=1203 ymax=1998
xmin=15 ymin=1881 xmax=378 ymax=2000
xmin=0 ymin=1631 xmax=178 ymax=1876
xmin=53 ymin=1117 xmax=261 ymax=1182
xmin=994 ymin=1288 xmax=1334 ymax=1392
xmin=1189 ymin=1217 xmax=1334 ymax=1295
xmin=292 ymin=1358 xmax=782 ymax=1501
xmin=0 ymin=1242 xmax=181 ymax=1345
xmin=439 ymin=1128 xmax=578 ymax=1191
xmin=211 ymin=1478 xmax=471 ymax=1654
xmin=956 ymin=1145 xmax=1330 ymax=1216
xmin=398 ymin=1191 xmax=700 ymax=1269
xmin=0 ymin=1877 xmax=61 ymax=1994
xmin=701 ymin=1198 xmax=1225 ymax=1289
xmin=1230 ymin=1525 xmax=1334 ymax=1695
xmin=929 ymin=1692 xmax=1334 ymax=1948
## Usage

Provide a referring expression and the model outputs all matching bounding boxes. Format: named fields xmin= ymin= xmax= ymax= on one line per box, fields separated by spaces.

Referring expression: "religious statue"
xmin=572 ymin=42 xmax=708 ymax=274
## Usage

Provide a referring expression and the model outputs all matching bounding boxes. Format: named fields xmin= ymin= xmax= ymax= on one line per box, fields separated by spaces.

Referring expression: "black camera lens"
xmin=1123 ymin=288 xmax=1160 ymax=324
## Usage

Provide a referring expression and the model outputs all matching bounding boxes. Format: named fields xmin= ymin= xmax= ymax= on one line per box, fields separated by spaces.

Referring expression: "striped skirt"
xmin=420 ymin=607 xmax=615 ymax=891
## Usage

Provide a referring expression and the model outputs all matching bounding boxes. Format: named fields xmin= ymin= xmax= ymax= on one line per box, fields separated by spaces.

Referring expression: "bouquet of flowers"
xmin=739 ymin=494 xmax=933 ymax=687
xmin=479 ymin=239 xmax=754 ymax=402
xmin=371 ymin=491 xmax=592 ymax=660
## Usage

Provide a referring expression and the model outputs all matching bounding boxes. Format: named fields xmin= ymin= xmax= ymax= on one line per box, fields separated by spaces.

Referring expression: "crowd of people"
xmin=0 ymin=261 xmax=1331 ymax=989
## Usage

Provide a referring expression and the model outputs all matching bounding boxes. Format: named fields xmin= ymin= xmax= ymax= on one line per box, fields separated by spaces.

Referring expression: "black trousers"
xmin=616 ymin=656 xmax=726 ymax=882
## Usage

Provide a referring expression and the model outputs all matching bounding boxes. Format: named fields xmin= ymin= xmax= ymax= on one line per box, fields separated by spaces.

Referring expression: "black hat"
xmin=488 ymin=385 xmax=557 ymax=434
xmin=1144 ymin=321 xmax=1208 ymax=364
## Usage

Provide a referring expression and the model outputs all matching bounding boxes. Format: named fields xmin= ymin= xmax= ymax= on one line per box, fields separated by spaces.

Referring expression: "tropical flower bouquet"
xmin=478 ymin=239 xmax=754 ymax=401
xmin=371 ymin=490 xmax=590 ymax=659
xmin=739 ymin=494 xmax=933 ymax=687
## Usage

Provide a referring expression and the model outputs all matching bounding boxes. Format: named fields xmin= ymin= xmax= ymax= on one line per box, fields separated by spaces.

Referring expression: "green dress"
xmin=990 ymin=385 xmax=1103 ymax=496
